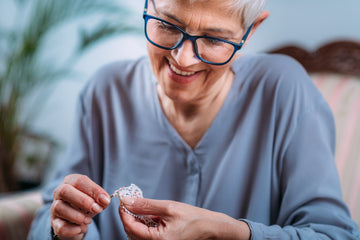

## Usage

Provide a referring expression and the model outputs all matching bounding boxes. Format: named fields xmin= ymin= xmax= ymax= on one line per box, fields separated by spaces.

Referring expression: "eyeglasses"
xmin=142 ymin=0 xmax=253 ymax=65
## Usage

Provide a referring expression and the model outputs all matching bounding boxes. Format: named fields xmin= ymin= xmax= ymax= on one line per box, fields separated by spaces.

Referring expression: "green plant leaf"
xmin=0 ymin=0 xmax=140 ymax=192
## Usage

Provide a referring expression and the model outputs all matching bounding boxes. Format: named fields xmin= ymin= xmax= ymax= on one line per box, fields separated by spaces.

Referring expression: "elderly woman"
xmin=29 ymin=0 xmax=360 ymax=239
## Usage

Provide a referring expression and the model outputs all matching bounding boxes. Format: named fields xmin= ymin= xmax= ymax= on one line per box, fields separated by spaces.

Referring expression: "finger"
xmin=122 ymin=197 xmax=175 ymax=218
xmin=80 ymin=223 xmax=89 ymax=234
xmin=54 ymin=183 xmax=104 ymax=215
xmin=63 ymin=174 xmax=110 ymax=207
xmin=119 ymin=207 xmax=160 ymax=239
xmin=52 ymin=217 xmax=86 ymax=238
xmin=51 ymin=199 xmax=92 ymax=225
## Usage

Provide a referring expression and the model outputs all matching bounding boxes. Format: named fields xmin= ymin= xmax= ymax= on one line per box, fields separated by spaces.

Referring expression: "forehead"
xmin=149 ymin=0 xmax=242 ymax=31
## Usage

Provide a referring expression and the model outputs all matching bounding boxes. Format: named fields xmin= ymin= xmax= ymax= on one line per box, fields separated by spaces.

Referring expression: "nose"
xmin=171 ymin=39 xmax=201 ymax=67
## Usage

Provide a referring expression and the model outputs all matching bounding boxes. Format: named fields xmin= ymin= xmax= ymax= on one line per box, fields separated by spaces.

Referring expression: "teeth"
xmin=169 ymin=63 xmax=196 ymax=76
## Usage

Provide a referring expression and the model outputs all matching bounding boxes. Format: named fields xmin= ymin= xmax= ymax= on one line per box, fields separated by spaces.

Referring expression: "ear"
xmin=246 ymin=10 xmax=270 ymax=40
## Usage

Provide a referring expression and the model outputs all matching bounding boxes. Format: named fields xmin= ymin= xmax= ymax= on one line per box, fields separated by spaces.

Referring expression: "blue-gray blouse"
xmin=29 ymin=54 xmax=360 ymax=239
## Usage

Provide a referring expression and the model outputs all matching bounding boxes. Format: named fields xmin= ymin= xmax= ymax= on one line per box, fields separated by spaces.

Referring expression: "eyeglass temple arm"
xmin=143 ymin=0 xmax=149 ymax=16
xmin=240 ymin=24 xmax=254 ymax=46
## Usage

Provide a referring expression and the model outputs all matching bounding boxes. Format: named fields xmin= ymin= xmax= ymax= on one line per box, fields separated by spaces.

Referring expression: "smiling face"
xmin=146 ymin=0 xmax=245 ymax=106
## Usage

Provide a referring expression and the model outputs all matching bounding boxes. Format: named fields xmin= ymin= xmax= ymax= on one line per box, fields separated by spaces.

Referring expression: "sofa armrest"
xmin=0 ymin=190 xmax=43 ymax=240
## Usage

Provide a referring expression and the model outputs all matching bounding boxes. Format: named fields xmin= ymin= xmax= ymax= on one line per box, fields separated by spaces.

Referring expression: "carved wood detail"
xmin=269 ymin=40 xmax=360 ymax=76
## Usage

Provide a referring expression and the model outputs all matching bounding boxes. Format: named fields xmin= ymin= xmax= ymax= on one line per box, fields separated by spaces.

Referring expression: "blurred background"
xmin=0 ymin=0 xmax=360 ymax=193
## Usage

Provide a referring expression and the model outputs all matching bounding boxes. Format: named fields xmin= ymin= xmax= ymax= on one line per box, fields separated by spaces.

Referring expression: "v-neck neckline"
xmin=150 ymin=67 xmax=239 ymax=153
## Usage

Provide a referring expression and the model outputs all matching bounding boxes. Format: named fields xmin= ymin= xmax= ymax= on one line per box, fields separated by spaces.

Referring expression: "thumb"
xmin=122 ymin=197 xmax=171 ymax=217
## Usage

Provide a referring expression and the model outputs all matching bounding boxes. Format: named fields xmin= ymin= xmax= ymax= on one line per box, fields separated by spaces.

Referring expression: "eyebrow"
xmin=159 ymin=11 xmax=236 ymax=37
xmin=161 ymin=11 xmax=184 ymax=24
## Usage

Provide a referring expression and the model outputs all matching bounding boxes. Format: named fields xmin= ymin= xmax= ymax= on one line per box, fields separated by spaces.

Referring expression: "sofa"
xmin=0 ymin=189 xmax=42 ymax=240
xmin=0 ymin=40 xmax=359 ymax=240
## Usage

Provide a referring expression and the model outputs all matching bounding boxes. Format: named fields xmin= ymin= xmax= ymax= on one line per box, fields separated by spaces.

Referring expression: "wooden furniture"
xmin=269 ymin=40 xmax=360 ymax=76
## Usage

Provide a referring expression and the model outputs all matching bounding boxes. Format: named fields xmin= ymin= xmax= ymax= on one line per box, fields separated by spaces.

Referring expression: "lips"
xmin=167 ymin=61 xmax=201 ymax=84
xmin=169 ymin=62 xmax=196 ymax=76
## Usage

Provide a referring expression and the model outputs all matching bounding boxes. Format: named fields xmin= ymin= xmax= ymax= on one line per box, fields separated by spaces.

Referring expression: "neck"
xmin=157 ymin=70 xmax=234 ymax=148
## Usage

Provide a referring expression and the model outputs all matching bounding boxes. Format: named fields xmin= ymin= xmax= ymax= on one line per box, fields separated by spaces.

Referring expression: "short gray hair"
xmin=189 ymin=0 xmax=268 ymax=29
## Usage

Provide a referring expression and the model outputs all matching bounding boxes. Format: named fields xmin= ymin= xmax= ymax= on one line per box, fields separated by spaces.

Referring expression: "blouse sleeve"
xmin=27 ymin=92 xmax=101 ymax=240
xmin=244 ymin=100 xmax=360 ymax=239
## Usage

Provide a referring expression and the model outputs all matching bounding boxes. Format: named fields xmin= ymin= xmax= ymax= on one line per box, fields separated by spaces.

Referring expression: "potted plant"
xmin=0 ymin=0 xmax=140 ymax=192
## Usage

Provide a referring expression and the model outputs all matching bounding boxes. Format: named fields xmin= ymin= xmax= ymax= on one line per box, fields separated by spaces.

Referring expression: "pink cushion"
xmin=0 ymin=190 xmax=42 ymax=240
xmin=311 ymin=73 xmax=360 ymax=225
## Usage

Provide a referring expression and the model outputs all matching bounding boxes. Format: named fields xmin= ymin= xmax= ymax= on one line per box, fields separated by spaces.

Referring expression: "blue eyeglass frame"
xmin=142 ymin=0 xmax=253 ymax=65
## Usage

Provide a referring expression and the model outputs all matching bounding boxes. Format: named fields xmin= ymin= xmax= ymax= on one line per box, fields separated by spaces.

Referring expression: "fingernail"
xmin=121 ymin=196 xmax=135 ymax=205
xmin=91 ymin=203 xmax=103 ymax=213
xmin=99 ymin=194 xmax=110 ymax=205
xmin=84 ymin=216 xmax=92 ymax=224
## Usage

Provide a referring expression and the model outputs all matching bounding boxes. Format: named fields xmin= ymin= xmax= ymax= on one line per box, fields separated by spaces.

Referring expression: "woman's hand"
xmin=119 ymin=197 xmax=251 ymax=240
xmin=51 ymin=174 xmax=110 ymax=240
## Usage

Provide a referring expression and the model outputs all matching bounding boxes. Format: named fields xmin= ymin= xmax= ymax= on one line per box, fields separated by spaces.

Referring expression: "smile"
xmin=169 ymin=63 xmax=196 ymax=76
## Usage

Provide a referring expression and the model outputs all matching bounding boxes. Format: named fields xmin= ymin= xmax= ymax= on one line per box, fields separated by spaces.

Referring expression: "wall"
xmin=246 ymin=0 xmax=360 ymax=53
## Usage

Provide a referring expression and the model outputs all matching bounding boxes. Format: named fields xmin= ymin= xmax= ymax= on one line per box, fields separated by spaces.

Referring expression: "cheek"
xmin=208 ymin=65 xmax=232 ymax=79
xmin=147 ymin=44 xmax=169 ymax=74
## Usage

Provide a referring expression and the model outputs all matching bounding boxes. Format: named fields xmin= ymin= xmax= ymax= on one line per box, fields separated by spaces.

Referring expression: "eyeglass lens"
xmin=145 ymin=17 xmax=236 ymax=64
